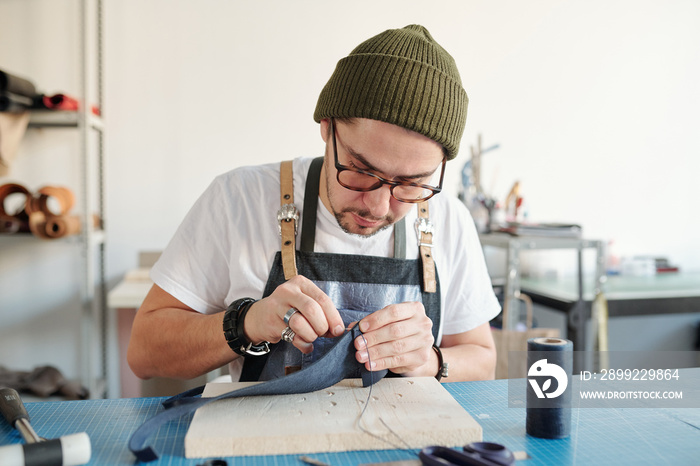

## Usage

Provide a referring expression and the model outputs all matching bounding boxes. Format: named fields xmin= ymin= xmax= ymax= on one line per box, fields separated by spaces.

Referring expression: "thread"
xmin=355 ymin=333 xmax=415 ymax=452
xmin=526 ymin=337 xmax=573 ymax=439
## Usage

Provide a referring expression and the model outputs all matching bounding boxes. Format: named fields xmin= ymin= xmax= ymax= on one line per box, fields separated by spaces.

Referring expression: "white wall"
xmin=1 ymin=0 xmax=698 ymax=381
xmin=103 ymin=0 xmax=700 ymax=275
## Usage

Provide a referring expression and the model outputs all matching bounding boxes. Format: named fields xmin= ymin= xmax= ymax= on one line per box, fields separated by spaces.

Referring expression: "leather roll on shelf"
xmin=0 ymin=183 xmax=31 ymax=233
xmin=28 ymin=211 xmax=82 ymax=239
xmin=0 ymin=92 xmax=34 ymax=112
xmin=26 ymin=185 xmax=79 ymax=240
xmin=26 ymin=185 xmax=75 ymax=216
xmin=0 ymin=70 xmax=37 ymax=98
xmin=36 ymin=93 xmax=80 ymax=111
xmin=0 ymin=183 xmax=97 ymax=239
xmin=31 ymin=93 xmax=101 ymax=116
xmin=0 ymin=216 xmax=21 ymax=233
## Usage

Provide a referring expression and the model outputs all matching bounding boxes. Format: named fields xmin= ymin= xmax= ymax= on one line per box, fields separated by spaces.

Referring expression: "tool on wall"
xmin=460 ymin=133 xmax=500 ymax=233
xmin=0 ymin=387 xmax=91 ymax=466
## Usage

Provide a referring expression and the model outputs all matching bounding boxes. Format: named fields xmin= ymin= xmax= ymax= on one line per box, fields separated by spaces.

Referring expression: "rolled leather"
xmin=0 ymin=69 xmax=37 ymax=98
xmin=26 ymin=185 xmax=75 ymax=216
xmin=0 ymin=92 xmax=34 ymax=112
xmin=1 ymin=183 xmax=98 ymax=239
xmin=0 ymin=183 xmax=31 ymax=233
xmin=28 ymin=210 xmax=82 ymax=239
xmin=26 ymin=186 xmax=80 ymax=239
xmin=36 ymin=93 xmax=80 ymax=111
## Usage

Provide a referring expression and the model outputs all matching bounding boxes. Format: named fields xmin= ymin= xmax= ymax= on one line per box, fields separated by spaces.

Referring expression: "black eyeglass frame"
xmin=330 ymin=118 xmax=446 ymax=204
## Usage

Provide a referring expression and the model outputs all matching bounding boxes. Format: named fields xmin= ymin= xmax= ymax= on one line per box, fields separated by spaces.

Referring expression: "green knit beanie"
xmin=314 ymin=24 xmax=468 ymax=160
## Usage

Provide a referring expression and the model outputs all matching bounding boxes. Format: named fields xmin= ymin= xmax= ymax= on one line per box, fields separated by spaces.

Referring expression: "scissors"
xmin=419 ymin=442 xmax=515 ymax=466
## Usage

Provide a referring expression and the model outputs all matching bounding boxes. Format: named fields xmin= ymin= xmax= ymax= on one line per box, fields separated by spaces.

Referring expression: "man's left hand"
xmin=353 ymin=301 xmax=436 ymax=376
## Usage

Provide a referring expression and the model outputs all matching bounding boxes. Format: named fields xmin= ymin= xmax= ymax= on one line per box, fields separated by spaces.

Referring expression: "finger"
xmin=356 ymin=331 xmax=430 ymax=365
xmin=293 ymin=278 xmax=344 ymax=337
xmin=266 ymin=276 xmax=343 ymax=339
xmin=283 ymin=312 xmax=318 ymax=347
xmin=355 ymin=305 xmax=433 ymax=373
xmin=357 ymin=308 xmax=432 ymax=351
xmin=358 ymin=343 xmax=433 ymax=374
xmin=277 ymin=323 xmax=313 ymax=354
xmin=358 ymin=302 xmax=422 ymax=334
xmin=282 ymin=322 xmax=315 ymax=354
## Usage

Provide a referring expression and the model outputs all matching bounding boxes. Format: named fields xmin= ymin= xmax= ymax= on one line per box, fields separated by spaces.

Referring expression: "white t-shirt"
xmin=151 ymin=157 xmax=501 ymax=344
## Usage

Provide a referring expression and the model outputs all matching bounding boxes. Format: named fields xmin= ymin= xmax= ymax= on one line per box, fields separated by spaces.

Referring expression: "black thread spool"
xmin=526 ymin=337 xmax=573 ymax=439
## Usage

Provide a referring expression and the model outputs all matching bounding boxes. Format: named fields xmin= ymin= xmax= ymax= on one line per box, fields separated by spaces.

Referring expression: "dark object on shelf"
xmin=0 ymin=183 xmax=31 ymax=233
xmin=33 ymin=93 xmax=79 ymax=111
xmin=0 ymin=365 xmax=88 ymax=400
xmin=0 ymin=67 xmax=100 ymax=115
xmin=0 ymin=69 xmax=37 ymax=98
xmin=32 ymin=93 xmax=101 ymax=116
xmin=0 ymin=92 xmax=34 ymax=112
xmin=655 ymin=257 xmax=680 ymax=273
xmin=496 ymin=221 xmax=582 ymax=238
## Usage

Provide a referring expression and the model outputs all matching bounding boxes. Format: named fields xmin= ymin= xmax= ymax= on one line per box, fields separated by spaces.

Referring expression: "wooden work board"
xmin=185 ymin=377 xmax=482 ymax=458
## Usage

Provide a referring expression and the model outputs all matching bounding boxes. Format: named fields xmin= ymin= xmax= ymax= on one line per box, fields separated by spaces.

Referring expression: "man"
xmin=127 ymin=24 xmax=500 ymax=384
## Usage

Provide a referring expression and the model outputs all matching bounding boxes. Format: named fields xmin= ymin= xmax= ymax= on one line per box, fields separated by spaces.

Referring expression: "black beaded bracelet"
xmin=432 ymin=344 xmax=449 ymax=381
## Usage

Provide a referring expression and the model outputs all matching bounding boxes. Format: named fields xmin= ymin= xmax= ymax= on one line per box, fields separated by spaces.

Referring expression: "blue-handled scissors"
xmin=419 ymin=442 xmax=515 ymax=466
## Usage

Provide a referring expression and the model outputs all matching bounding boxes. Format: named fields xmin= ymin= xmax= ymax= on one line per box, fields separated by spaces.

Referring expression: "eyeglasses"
xmin=331 ymin=118 xmax=445 ymax=203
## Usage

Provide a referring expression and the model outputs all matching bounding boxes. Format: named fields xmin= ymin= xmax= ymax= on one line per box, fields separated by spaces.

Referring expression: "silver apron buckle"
xmin=277 ymin=203 xmax=299 ymax=236
xmin=415 ymin=217 xmax=435 ymax=248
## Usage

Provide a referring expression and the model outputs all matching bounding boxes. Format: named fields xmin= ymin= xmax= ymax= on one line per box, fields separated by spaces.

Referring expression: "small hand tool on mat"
xmin=419 ymin=442 xmax=515 ymax=465
xmin=356 ymin=442 xmax=527 ymax=466
xmin=0 ymin=387 xmax=91 ymax=466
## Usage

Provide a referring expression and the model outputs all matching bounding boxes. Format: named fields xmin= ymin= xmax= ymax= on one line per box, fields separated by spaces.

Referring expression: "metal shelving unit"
xmin=21 ymin=0 xmax=107 ymax=398
xmin=480 ymin=232 xmax=605 ymax=353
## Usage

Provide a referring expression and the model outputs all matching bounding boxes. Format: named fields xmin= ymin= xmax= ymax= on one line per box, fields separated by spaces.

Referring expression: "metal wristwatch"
xmin=223 ymin=298 xmax=271 ymax=356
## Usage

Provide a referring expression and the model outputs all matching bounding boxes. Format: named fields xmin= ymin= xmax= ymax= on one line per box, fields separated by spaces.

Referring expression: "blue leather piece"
xmin=128 ymin=326 xmax=387 ymax=462
xmin=317 ymin=280 xmax=422 ymax=315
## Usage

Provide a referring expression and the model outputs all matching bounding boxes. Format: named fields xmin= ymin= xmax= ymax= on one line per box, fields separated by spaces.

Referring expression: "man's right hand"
xmin=244 ymin=275 xmax=345 ymax=354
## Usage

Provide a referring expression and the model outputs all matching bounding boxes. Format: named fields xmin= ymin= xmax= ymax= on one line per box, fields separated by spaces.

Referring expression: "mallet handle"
xmin=0 ymin=433 xmax=91 ymax=466
xmin=0 ymin=388 xmax=41 ymax=443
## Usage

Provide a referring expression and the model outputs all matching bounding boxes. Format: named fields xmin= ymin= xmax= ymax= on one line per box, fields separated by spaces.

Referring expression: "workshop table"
xmin=1 ymin=372 xmax=698 ymax=465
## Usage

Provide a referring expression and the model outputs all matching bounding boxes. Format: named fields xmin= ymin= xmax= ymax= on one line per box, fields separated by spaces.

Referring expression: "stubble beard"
xmin=333 ymin=208 xmax=394 ymax=238
xmin=322 ymin=140 xmax=395 ymax=238
xmin=324 ymin=174 xmax=395 ymax=238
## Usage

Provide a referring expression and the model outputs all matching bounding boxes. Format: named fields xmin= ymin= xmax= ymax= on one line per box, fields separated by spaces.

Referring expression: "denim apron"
xmin=241 ymin=157 xmax=441 ymax=381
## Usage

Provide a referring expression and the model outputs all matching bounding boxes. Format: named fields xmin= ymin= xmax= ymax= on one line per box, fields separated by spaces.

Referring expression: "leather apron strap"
xmin=278 ymin=160 xmax=299 ymax=279
xmin=300 ymin=157 xmax=324 ymax=253
xmin=416 ymin=202 xmax=437 ymax=293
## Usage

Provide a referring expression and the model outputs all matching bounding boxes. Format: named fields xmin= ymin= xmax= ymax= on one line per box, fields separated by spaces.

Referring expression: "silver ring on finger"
xmin=281 ymin=326 xmax=296 ymax=343
xmin=283 ymin=308 xmax=298 ymax=325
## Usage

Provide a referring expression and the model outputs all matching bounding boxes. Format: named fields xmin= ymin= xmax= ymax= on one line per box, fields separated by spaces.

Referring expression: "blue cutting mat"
xmin=1 ymin=378 xmax=699 ymax=465
xmin=0 ymin=397 xmax=421 ymax=465
xmin=447 ymin=380 xmax=700 ymax=466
